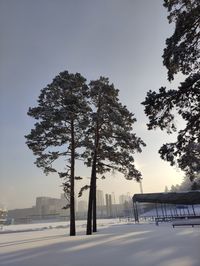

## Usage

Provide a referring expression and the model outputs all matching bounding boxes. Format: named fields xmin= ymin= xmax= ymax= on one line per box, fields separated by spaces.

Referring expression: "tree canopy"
xmin=84 ymin=77 xmax=144 ymax=180
xmin=163 ymin=0 xmax=200 ymax=81
xmin=25 ymin=71 xmax=90 ymax=236
xmin=83 ymin=77 xmax=145 ymax=234
xmin=142 ymin=0 xmax=200 ymax=180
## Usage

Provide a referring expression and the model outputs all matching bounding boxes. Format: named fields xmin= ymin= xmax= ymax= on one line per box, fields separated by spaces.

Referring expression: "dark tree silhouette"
xmin=142 ymin=0 xmax=200 ymax=180
xmin=25 ymin=71 xmax=90 ymax=236
xmin=163 ymin=0 xmax=200 ymax=81
xmin=84 ymin=77 xmax=146 ymax=235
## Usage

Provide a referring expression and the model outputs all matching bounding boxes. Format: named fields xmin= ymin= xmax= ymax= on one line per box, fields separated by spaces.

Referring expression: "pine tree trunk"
xmin=70 ymin=120 xmax=76 ymax=236
xmin=86 ymin=164 xmax=95 ymax=235
xmin=87 ymin=93 xmax=100 ymax=235
xmin=92 ymin=119 xmax=100 ymax=233
xmin=86 ymin=140 xmax=98 ymax=235
xmin=92 ymin=179 xmax=97 ymax=232
xmin=92 ymin=165 xmax=97 ymax=232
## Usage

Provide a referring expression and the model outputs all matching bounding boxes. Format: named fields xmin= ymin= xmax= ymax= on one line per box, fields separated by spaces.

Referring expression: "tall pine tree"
xmin=25 ymin=71 xmax=90 ymax=236
xmin=84 ymin=77 xmax=146 ymax=235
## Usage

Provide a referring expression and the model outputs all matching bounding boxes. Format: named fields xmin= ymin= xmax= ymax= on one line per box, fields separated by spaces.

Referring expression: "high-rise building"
xmin=96 ymin=190 xmax=104 ymax=206
xmin=111 ymin=192 xmax=116 ymax=205
xmin=105 ymin=194 xmax=112 ymax=217
xmin=35 ymin=196 xmax=63 ymax=216
xmin=119 ymin=194 xmax=131 ymax=205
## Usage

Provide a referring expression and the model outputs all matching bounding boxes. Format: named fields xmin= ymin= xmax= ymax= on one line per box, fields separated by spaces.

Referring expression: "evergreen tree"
xmin=84 ymin=77 xmax=146 ymax=235
xmin=142 ymin=0 xmax=200 ymax=180
xmin=170 ymin=174 xmax=200 ymax=191
xmin=164 ymin=186 xmax=169 ymax=192
xmin=163 ymin=0 xmax=200 ymax=81
xmin=25 ymin=71 xmax=90 ymax=236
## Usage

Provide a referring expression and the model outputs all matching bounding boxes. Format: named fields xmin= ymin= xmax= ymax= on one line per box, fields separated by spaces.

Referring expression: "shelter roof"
xmin=132 ymin=191 xmax=200 ymax=205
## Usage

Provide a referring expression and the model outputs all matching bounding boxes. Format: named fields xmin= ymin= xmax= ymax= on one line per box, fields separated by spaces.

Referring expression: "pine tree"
xmin=25 ymin=71 xmax=90 ymax=236
xmin=84 ymin=77 xmax=146 ymax=235
xmin=164 ymin=186 xmax=169 ymax=192
xmin=142 ymin=0 xmax=200 ymax=180
xmin=163 ymin=0 xmax=200 ymax=81
xmin=170 ymin=174 xmax=200 ymax=192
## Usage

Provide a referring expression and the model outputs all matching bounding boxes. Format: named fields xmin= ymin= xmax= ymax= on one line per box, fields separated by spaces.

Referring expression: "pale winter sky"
xmin=0 ymin=0 xmax=185 ymax=210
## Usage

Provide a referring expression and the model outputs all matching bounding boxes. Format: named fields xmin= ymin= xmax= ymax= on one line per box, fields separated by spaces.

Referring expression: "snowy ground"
xmin=0 ymin=219 xmax=199 ymax=266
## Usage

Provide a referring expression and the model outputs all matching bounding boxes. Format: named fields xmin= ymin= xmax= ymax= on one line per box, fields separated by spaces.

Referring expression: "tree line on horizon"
xmin=165 ymin=174 xmax=200 ymax=193
xmin=25 ymin=0 xmax=200 ymax=236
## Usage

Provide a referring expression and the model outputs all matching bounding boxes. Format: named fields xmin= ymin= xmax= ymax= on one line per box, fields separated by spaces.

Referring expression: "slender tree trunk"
xmin=92 ymin=99 xmax=101 ymax=233
xmin=92 ymin=174 xmax=97 ymax=232
xmin=87 ymin=155 xmax=97 ymax=234
xmin=86 ymin=93 xmax=101 ymax=235
xmin=86 ymin=160 xmax=96 ymax=235
xmin=92 ymin=127 xmax=100 ymax=233
xmin=86 ymin=126 xmax=99 ymax=235
xmin=70 ymin=120 xmax=76 ymax=236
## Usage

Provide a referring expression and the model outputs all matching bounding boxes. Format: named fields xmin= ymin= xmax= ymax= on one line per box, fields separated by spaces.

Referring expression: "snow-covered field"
xmin=0 ymin=219 xmax=199 ymax=266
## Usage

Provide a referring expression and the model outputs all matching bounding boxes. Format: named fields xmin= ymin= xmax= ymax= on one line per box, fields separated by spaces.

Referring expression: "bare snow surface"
xmin=0 ymin=219 xmax=199 ymax=266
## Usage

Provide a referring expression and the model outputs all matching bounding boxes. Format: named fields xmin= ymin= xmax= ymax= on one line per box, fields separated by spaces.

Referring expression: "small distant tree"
xmin=25 ymin=71 xmax=90 ymax=236
xmin=170 ymin=174 xmax=200 ymax=192
xmin=84 ymin=77 xmax=146 ymax=235
xmin=164 ymin=186 xmax=169 ymax=192
xmin=170 ymin=184 xmax=179 ymax=192
xmin=142 ymin=0 xmax=200 ymax=180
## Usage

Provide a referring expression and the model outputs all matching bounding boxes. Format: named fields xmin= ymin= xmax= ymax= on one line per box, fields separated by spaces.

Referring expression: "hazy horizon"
xmin=4 ymin=189 xmax=135 ymax=211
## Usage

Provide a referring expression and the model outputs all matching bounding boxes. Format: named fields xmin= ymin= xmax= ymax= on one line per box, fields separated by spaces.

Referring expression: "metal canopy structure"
xmin=132 ymin=191 xmax=200 ymax=223
xmin=132 ymin=191 xmax=200 ymax=205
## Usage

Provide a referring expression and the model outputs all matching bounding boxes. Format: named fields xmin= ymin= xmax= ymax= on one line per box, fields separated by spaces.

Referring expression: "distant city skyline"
xmin=5 ymin=190 xmax=134 ymax=211
xmin=0 ymin=0 xmax=184 ymax=209
xmin=7 ymin=190 xmax=135 ymax=223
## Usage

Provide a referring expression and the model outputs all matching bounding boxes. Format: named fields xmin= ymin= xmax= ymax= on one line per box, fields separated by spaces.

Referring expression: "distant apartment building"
xmin=8 ymin=207 xmax=37 ymax=223
xmin=119 ymin=194 xmax=131 ymax=205
xmin=111 ymin=192 xmax=116 ymax=205
xmin=105 ymin=194 xmax=112 ymax=217
xmin=35 ymin=196 xmax=62 ymax=216
xmin=96 ymin=190 xmax=104 ymax=206
xmin=35 ymin=195 xmax=70 ymax=217
xmin=8 ymin=194 xmax=69 ymax=223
